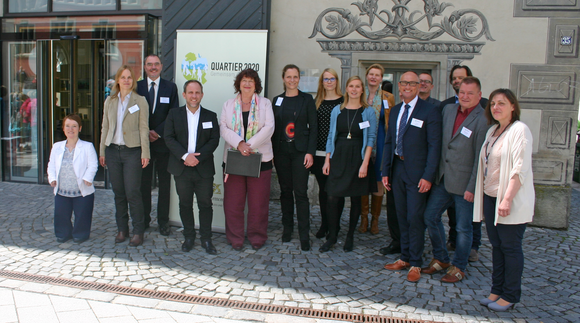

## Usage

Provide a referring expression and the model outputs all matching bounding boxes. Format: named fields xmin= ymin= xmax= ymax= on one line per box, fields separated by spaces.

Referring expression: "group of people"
xmin=46 ymin=57 xmax=534 ymax=312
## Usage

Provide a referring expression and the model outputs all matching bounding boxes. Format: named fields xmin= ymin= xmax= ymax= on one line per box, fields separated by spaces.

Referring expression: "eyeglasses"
xmin=399 ymin=81 xmax=419 ymax=87
xmin=146 ymin=62 xmax=161 ymax=67
xmin=323 ymin=78 xmax=336 ymax=83
xmin=419 ymin=80 xmax=432 ymax=84
xmin=241 ymin=79 xmax=255 ymax=84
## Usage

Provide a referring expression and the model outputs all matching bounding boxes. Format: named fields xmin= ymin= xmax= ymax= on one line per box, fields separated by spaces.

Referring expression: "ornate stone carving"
xmin=517 ymin=71 xmax=577 ymax=104
xmin=554 ymin=25 xmax=579 ymax=57
xmin=309 ymin=0 xmax=494 ymax=42
xmin=547 ymin=117 xmax=572 ymax=148
xmin=317 ymin=39 xmax=484 ymax=54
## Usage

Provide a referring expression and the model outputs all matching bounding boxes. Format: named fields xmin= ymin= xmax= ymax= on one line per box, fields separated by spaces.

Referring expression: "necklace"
xmin=346 ymin=108 xmax=359 ymax=139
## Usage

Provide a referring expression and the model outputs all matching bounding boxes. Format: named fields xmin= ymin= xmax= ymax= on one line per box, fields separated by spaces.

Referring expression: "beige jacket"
xmin=100 ymin=92 xmax=150 ymax=159
xmin=473 ymin=121 xmax=535 ymax=225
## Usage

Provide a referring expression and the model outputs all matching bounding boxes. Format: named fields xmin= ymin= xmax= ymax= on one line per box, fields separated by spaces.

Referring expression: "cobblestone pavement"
xmin=0 ymin=182 xmax=578 ymax=323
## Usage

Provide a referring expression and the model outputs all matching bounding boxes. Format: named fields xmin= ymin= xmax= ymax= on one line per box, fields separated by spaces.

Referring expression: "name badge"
xmin=128 ymin=105 xmax=140 ymax=114
xmin=383 ymin=100 xmax=390 ymax=110
xmin=202 ymin=122 xmax=213 ymax=129
xmin=461 ymin=127 xmax=472 ymax=138
xmin=410 ymin=118 xmax=423 ymax=128
xmin=359 ymin=121 xmax=370 ymax=129
xmin=275 ymin=97 xmax=284 ymax=106
xmin=160 ymin=97 xmax=170 ymax=104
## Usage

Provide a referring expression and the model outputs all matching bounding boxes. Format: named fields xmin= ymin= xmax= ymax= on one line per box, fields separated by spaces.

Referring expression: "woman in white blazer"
xmin=473 ymin=89 xmax=534 ymax=312
xmin=47 ymin=114 xmax=98 ymax=243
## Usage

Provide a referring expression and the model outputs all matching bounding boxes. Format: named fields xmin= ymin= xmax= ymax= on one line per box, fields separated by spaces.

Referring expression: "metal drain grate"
xmin=0 ymin=270 xmax=431 ymax=323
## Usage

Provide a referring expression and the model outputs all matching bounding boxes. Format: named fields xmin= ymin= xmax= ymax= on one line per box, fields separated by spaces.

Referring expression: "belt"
xmin=396 ymin=155 xmax=404 ymax=161
xmin=109 ymin=144 xmax=129 ymax=150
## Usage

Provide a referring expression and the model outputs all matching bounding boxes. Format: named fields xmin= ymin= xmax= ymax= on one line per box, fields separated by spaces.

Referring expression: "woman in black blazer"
xmin=272 ymin=64 xmax=318 ymax=251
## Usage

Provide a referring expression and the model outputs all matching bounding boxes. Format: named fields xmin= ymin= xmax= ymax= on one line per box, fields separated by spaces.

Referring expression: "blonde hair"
xmin=365 ymin=64 xmax=385 ymax=77
xmin=314 ymin=68 xmax=342 ymax=108
xmin=341 ymin=76 xmax=368 ymax=110
xmin=112 ymin=65 xmax=137 ymax=96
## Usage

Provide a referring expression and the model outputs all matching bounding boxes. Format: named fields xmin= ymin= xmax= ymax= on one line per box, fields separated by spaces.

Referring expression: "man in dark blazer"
xmin=422 ymin=77 xmax=489 ymax=283
xmin=137 ymin=54 xmax=179 ymax=236
xmin=439 ymin=65 xmax=486 ymax=260
xmin=418 ymin=72 xmax=441 ymax=107
xmin=164 ymin=80 xmax=219 ymax=254
xmin=382 ymin=71 xmax=442 ymax=282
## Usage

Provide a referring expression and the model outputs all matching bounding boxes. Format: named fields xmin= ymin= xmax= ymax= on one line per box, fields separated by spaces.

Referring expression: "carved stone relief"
xmin=547 ymin=117 xmax=572 ymax=149
xmin=516 ymin=70 xmax=577 ymax=105
xmin=514 ymin=0 xmax=580 ymax=17
xmin=532 ymin=159 xmax=566 ymax=184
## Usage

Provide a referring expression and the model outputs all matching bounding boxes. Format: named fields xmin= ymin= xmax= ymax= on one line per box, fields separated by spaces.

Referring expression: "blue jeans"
xmin=424 ymin=179 xmax=473 ymax=271
xmin=54 ymin=193 xmax=95 ymax=240
xmin=484 ymin=194 xmax=527 ymax=303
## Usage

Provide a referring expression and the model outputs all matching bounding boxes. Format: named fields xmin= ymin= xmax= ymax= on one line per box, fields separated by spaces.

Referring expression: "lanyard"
xmin=484 ymin=123 xmax=511 ymax=176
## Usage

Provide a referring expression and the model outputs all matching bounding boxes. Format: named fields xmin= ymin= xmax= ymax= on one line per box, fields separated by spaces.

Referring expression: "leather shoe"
xmin=384 ymin=259 xmax=410 ymax=270
xmin=468 ymin=249 xmax=479 ymax=262
xmin=182 ymin=238 xmax=195 ymax=252
xmin=128 ymin=234 xmax=143 ymax=247
xmin=159 ymin=224 xmax=171 ymax=236
xmin=421 ymin=259 xmax=451 ymax=274
xmin=379 ymin=243 xmax=401 ymax=255
xmin=315 ymin=227 xmax=327 ymax=239
xmin=232 ymin=244 xmax=243 ymax=251
xmin=319 ymin=240 xmax=335 ymax=252
xmin=251 ymin=244 xmax=263 ymax=250
xmin=300 ymin=240 xmax=311 ymax=251
xmin=115 ymin=231 xmax=129 ymax=243
xmin=407 ymin=266 xmax=421 ymax=282
xmin=73 ymin=237 xmax=88 ymax=244
xmin=441 ymin=265 xmax=465 ymax=283
xmin=56 ymin=236 xmax=72 ymax=243
xmin=343 ymin=236 xmax=354 ymax=252
xmin=446 ymin=241 xmax=456 ymax=251
xmin=201 ymin=240 xmax=217 ymax=255
xmin=282 ymin=228 xmax=292 ymax=242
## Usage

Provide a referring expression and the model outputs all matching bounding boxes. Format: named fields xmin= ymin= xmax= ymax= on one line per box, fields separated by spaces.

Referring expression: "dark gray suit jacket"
xmin=437 ymin=103 xmax=489 ymax=195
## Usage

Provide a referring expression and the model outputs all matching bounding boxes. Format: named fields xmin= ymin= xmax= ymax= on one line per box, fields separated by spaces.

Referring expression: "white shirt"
xmin=147 ymin=77 xmax=159 ymax=113
xmin=112 ymin=92 xmax=131 ymax=145
xmin=182 ymin=106 xmax=201 ymax=160
xmin=395 ymin=95 xmax=418 ymax=154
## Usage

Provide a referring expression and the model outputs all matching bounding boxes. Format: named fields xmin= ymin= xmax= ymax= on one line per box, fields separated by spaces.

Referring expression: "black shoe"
xmin=379 ymin=243 xmax=401 ymax=255
xmin=159 ymin=224 xmax=171 ymax=236
xmin=300 ymin=240 xmax=311 ymax=251
xmin=315 ymin=227 xmax=328 ymax=239
xmin=319 ymin=240 xmax=335 ymax=252
xmin=182 ymin=238 xmax=195 ymax=252
xmin=56 ymin=236 xmax=71 ymax=243
xmin=282 ymin=228 xmax=292 ymax=242
xmin=73 ymin=237 xmax=88 ymax=244
xmin=201 ymin=240 xmax=217 ymax=255
xmin=343 ymin=236 xmax=354 ymax=252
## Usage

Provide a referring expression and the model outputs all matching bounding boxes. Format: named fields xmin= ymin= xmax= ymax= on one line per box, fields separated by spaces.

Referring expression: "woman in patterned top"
xmin=47 ymin=114 xmax=98 ymax=243
xmin=311 ymin=68 xmax=344 ymax=239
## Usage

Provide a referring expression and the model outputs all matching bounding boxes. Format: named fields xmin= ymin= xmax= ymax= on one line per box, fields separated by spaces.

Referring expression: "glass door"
xmin=1 ymin=41 xmax=39 ymax=182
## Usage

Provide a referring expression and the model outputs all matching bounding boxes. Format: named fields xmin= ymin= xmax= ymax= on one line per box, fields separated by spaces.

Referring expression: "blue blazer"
xmin=137 ymin=78 xmax=179 ymax=153
xmin=381 ymin=97 xmax=442 ymax=184
xmin=326 ymin=106 xmax=377 ymax=159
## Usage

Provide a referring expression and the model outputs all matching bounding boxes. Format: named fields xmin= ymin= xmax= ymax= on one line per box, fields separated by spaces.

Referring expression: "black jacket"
xmin=271 ymin=91 xmax=318 ymax=156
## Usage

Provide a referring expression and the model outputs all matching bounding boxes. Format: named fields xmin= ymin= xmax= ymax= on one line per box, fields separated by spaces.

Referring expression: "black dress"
xmin=326 ymin=107 xmax=375 ymax=197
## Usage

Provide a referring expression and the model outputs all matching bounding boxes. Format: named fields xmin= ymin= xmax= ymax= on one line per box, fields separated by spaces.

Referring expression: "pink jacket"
xmin=219 ymin=95 xmax=274 ymax=163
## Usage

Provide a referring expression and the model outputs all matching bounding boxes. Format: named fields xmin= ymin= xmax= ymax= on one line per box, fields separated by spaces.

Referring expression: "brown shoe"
xmin=421 ymin=259 xmax=451 ymax=274
xmin=384 ymin=259 xmax=411 ymax=270
xmin=407 ymin=266 xmax=421 ymax=282
xmin=115 ymin=231 xmax=129 ymax=243
xmin=128 ymin=234 xmax=144 ymax=247
xmin=441 ymin=265 xmax=465 ymax=283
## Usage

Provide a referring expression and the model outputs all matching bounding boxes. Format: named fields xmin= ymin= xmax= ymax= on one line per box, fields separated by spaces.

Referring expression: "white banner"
xmin=170 ymin=30 xmax=269 ymax=233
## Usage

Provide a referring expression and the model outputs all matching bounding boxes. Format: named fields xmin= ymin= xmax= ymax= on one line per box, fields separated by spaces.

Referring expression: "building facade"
xmin=1 ymin=0 xmax=578 ymax=229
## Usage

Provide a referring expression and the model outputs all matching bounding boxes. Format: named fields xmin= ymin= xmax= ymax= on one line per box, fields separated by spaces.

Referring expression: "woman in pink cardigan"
xmin=219 ymin=69 xmax=275 ymax=251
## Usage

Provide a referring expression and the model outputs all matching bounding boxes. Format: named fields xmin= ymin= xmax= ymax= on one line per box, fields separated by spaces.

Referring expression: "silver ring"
xmin=244 ymin=150 xmax=247 ymax=153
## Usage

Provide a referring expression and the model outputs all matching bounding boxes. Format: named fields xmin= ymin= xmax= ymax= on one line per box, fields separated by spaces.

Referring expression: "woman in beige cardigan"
xmin=473 ymin=88 xmax=534 ymax=311
xmin=100 ymin=65 xmax=150 ymax=247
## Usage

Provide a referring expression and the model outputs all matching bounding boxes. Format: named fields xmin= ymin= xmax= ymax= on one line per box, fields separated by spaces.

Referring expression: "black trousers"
xmin=141 ymin=150 xmax=171 ymax=227
xmin=174 ymin=166 xmax=214 ymax=241
xmin=274 ymin=142 xmax=310 ymax=241
xmin=385 ymin=188 xmax=400 ymax=245
xmin=106 ymin=145 xmax=145 ymax=234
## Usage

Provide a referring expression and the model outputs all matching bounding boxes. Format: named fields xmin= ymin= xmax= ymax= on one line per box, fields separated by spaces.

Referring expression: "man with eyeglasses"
xmin=137 ymin=54 xmax=179 ymax=236
xmin=418 ymin=73 xmax=441 ymax=107
xmin=381 ymin=71 xmax=442 ymax=282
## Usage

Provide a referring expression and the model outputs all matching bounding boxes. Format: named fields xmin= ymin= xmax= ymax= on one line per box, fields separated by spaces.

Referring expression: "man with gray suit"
xmin=421 ymin=77 xmax=489 ymax=282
